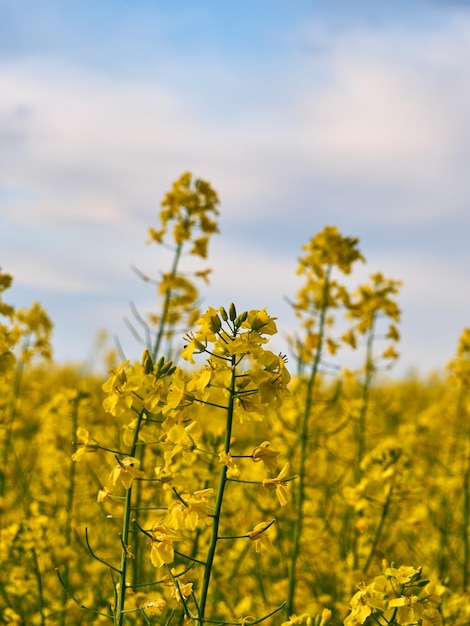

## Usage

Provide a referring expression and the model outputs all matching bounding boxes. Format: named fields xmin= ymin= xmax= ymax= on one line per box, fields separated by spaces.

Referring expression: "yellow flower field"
xmin=1 ymin=174 xmax=469 ymax=625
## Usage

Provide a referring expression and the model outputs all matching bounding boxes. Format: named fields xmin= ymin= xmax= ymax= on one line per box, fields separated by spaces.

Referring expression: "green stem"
xmin=363 ymin=486 xmax=393 ymax=575
xmin=31 ymin=547 xmax=46 ymax=626
xmin=355 ymin=317 xmax=376 ymax=484
xmin=196 ymin=355 xmax=236 ymax=624
xmin=286 ymin=265 xmax=332 ymax=617
xmin=352 ymin=317 xmax=376 ymax=571
xmin=136 ymin=235 xmax=183 ymax=580
xmin=59 ymin=393 xmax=83 ymax=626
xmin=151 ymin=241 xmax=183 ymax=362
xmin=115 ymin=409 xmax=146 ymax=625
xmin=131 ymin=443 xmax=146 ymax=589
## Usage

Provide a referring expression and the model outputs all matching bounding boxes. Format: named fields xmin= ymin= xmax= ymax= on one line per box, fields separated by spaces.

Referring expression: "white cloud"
xmin=289 ymin=20 xmax=470 ymax=221
xmin=2 ymin=13 xmax=470 ymax=235
xmin=2 ymin=14 xmax=470 ymax=375
xmin=3 ymin=249 xmax=103 ymax=293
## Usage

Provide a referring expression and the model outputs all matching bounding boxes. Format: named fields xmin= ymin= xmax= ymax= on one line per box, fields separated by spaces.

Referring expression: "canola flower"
xmin=4 ymin=178 xmax=470 ymax=626
xmin=344 ymin=562 xmax=442 ymax=626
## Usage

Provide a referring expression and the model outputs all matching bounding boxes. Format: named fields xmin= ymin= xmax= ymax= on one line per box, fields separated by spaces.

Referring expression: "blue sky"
xmin=2 ymin=1 xmax=470 ymax=375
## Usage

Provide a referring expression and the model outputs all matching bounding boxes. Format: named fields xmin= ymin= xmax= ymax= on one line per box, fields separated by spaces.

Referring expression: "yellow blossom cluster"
xmin=3 ymin=176 xmax=470 ymax=626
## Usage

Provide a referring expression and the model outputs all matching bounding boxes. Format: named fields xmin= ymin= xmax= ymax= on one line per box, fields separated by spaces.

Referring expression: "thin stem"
xmin=131 ymin=442 xmax=145 ymax=591
xmin=59 ymin=393 xmax=83 ymax=626
xmin=114 ymin=408 xmax=146 ymax=625
xmin=56 ymin=569 xmax=113 ymax=619
xmin=352 ymin=316 xmax=376 ymax=571
xmin=31 ymin=548 xmax=46 ymax=626
xmin=286 ymin=265 xmax=332 ymax=617
xmin=363 ymin=486 xmax=393 ymax=574
xmin=151 ymin=240 xmax=184 ymax=362
xmin=196 ymin=354 xmax=236 ymax=624
xmin=85 ymin=528 xmax=121 ymax=574
xmin=355 ymin=316 xmax=376 ymax=484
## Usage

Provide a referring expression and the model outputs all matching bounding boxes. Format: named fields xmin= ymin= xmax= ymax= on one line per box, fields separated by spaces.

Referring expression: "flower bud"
xmin=142 ymin=350 xmax=154 ymax=374
xmin=234 ymin=311 xmax=248 ymax=328
xmin=210 ymin=314 xmax=222 ymax=333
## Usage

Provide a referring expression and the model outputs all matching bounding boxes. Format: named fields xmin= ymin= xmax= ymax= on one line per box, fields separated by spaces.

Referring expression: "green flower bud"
xmin=210 ymin=314 xmax=222 ymax=333
xmin=142 ymin=350 xmax=154 ymax=374
xmin=234 ymin=311 xmax=248 ymax=328
xmin=229 ymin=302 xmax=237 ymax=321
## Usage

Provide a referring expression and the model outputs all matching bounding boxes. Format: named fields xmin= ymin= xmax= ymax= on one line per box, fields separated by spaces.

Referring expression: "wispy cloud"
xmin=2 ymin=7 xmax=470 ymax=372
xmin=3 ymin=13 xmax=470 ymax=229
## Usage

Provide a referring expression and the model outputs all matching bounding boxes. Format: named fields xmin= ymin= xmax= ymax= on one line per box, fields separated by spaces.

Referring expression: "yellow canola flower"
xmin=252 ymin=441 xmax=280 ymax=474
xmin=122 ymin=416 xmax=154 ymax=446
xmin=97 ymin=487 xmax=113 ymax=503
xmin=194 ymin=268 xmax=212 ymax=284
xmin=222 ymin=333 xmax=269 ymax=357
xmin=386 ymin=323 xmax=400 ymax=342
xmin=297 ymin=226 xmax=364 ymax=280
xmin=148 ymin=522 xmax=181 ymax=568
xmin=164 ymin=421 xmax=200 ymax=452
xmin=102 ymin=359 xmax=130 ymax=393
xmin=141 ymin=598 xmax=167 ymax=615
xmin=218 ymin=451 xmax=241 ymax=478
xmin=263 ymin=463 xmax=291 ymax=506
xmin=190 ymin=236 xmax=209 ymax=258
xmin=71 ymin=427 xmax=99 ymax=462
xmin=243 ymin=308 xmax=278 ymax=335
xmin=344 ymin=580 xmax=386 ymax=626
xmin=102 ymin=360 xmax=135 ymax=416
xmin=250 ymin=357 xmax=291 ymax=406
xmin=384 ymin=565 xmax=421 ymax=584
xmin=382 ymin=344 xmax=399 ymax=360
xmin=180 ymin=332 xmax=208 ymax=364
xmin=341 ymin=328 xmax=357 ymax=349
xmin=149 ymin=172 xmax=219 ymax=245
xmin=12 ymin=300 xmax=53 ymax=361
xmin=186 ymin=367 xmax=211 ymax=394
xmin=161 ymin=420 xmax=201 ymax=471
xmin=180 ymin=340 xmax=197 ymax=364
xmin=2 ymin=608 xmax=22 ymax=624
xmin=345 ymin=564 xmax=442 ymax=626
xmin=189 ymin=306 xmax=221 ymax=342
xmin=168 ymin=488 xmax=214 ymax=531
xmin=234 ymin=394 xmax=265 ymax=424
xmin=448 ymin=326 xmax=470 ymax=387
xmin=388 ymin=594 xmax=424 ymax=624
xmin=247 ymin=521 xmax=275 ymax=553
xmin=164 ymin=368 xmax=195 ymax=412
xmin=282 ymin=610 xmax=331 ymax=626
xmin=218 ymin=451 xmax=231 ymax=465
xmin=170 ymin=581 xmax=193 ymax=603
xmin=110 ymin=457 xmax=145 ymax=489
